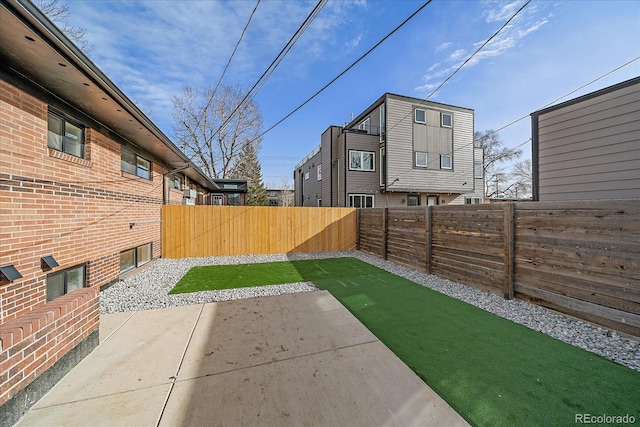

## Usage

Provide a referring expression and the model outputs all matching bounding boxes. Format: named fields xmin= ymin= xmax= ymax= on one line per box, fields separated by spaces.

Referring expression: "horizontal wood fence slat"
xmin=358 ymin=200 xmax=640 ymax=337
xmin=163 ymin=206 xmax=356 ymax=258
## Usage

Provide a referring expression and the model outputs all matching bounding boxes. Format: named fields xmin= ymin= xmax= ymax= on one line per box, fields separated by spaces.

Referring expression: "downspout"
xmin=343 ymin=132 xmax=348 ymax=207
xmin=531 ymin=113 xmax=539 ymax=201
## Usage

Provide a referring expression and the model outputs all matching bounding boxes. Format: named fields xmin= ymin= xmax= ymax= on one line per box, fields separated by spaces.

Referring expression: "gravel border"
xmin=100 ymin=250 xmax=640 ymax=372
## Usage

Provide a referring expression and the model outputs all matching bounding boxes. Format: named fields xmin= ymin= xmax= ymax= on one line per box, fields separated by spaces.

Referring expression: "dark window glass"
xmin=46 ymin=264 xmax=86 ymax=302
xmin=121 ymin=148 xmax=152 ymax=179
xmin=48 ymin=112 xmax=84 ymax=158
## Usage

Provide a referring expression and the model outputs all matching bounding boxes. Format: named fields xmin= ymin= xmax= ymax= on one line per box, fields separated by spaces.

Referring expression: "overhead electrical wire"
xmin=210 ymin=0 xmax=261 ymax=99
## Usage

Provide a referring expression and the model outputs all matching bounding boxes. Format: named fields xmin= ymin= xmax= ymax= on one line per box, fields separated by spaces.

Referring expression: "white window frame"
xmin=317 ymin=164 xmax=322 ymax=181
xmin=441 ymin=155 xmax=452 ymax=170
xmin=358 ymin=117 xmax=371 ymax=134
xmin=474 ymin=162 xmax=483 ymax=178
xmin=380 ymin=146 xmax=386 ymax=186
xmin=414 ymin=108 xmax=426 ymax=124
xmin=441 ymin=112 xmax=453 ymax=128
xmin=212 ymin=194 xmax=223 ymax=205
xmin=415 ymin=152 xmax=428 ymax=168
xmin=304 ymin=171 xmax=310 ymax=180
xmin=349 ymin=150 xmax=375 ymax=172
xmin=465 ymin=198 xmax=481 ymax=205
xmin=380 ymin=103 xmax=386 ymax=134
xmin=349 ymin=194 xmax=374 ymax=208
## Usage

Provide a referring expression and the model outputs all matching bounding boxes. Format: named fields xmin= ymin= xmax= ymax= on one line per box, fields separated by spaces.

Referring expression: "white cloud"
xmin=450 ymin=49 xmax=466 ymax=60
xmin=435 ymin=42 xmax=452 ymax=53
xmin=416 ymin=1 xmax=553 ymax=95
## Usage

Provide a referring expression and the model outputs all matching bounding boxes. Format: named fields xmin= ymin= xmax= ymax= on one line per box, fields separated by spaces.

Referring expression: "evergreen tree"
xmin=231 ymin=144 xmax=269 ymax=206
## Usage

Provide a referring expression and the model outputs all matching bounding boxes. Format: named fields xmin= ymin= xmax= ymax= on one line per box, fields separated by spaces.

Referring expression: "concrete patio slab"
xmin=15 ymin=291 xmax=469 ymax=427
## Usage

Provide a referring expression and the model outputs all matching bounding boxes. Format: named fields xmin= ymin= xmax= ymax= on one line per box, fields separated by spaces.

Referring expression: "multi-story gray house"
xmin=531 ymin=76 xmax=640 ymax=201
xmin=294 ymin=93 xmax=484 ymax=207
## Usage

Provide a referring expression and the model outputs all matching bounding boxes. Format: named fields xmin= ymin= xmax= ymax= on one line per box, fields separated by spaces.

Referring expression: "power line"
xmin=201 ymin=0 xmax=328 ymax=151
xmin=210 ymin=0 xmax=261 ymax=99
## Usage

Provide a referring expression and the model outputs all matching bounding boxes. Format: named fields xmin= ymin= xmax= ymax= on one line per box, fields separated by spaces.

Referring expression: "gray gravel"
xmin=101 ymin=250 xmax=640 ymax=372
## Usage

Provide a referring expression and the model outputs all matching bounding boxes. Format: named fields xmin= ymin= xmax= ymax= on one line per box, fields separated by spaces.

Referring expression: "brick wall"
xmin=0 ymin=287 xmax=99 ymax=407
xmin=0 ymin=78 xmax=186 ymax=409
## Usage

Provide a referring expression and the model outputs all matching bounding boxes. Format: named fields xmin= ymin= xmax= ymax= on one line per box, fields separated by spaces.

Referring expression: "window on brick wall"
xmin=170 ymin=174 xmax=182 ymax=189
xmin=46 ymin=264 xmax=86 ymax=302
xmin=120 ymin=243 xmax=152 ymax=274
xmin=48 ymin=111 xmax=85 ymax=158
xmin=121 ymin=148 xmax=152 ymax=179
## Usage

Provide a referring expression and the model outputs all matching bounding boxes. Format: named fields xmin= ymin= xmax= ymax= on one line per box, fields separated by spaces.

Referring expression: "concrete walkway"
xmin=15 ymin=291 xmax=469 ymax=427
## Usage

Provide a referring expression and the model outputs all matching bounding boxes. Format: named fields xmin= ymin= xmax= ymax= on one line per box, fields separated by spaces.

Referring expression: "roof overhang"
xmin=0 ymin=0 xmax=216 ymax=190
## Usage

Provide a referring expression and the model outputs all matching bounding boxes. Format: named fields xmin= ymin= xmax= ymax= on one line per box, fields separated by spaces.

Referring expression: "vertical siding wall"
xmin=537 ymin=81 xmax=640 ymax=201
xmin=358 ymin=200 xmax=640 ymax=337
xmin=162 ymin=206 xmax=357 ymax=258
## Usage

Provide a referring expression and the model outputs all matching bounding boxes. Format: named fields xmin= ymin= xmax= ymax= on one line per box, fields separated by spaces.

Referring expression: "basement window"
xmin=120 ymin=243 xmax=152 ymax=274
xmin=46 ymin=264 xmax=86 ymax=301
xmin=48 ymin=111 xmax=85 ymax=158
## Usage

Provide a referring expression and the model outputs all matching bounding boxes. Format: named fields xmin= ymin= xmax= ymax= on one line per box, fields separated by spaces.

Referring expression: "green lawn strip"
xmin=311 ymin=259 xmax=640 ymax=426
xmin=169 ymin=257 xmax=362 ymax=294
xmin=169 ymin=257 xmax=640 ymax=426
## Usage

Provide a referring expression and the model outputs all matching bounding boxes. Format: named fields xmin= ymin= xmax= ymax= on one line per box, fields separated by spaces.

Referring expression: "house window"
xmin=304 ymin=171 xmax=310 ymax=180
xmin=349 ymin=150 xmax=375 ymax=171
xmin=441 ymin=155 xmax=452 ymax=169
xmin=47 ymin=112 xmax=85 ymax=158
xmin=380 ymin=147 xmax=386 ymax=186
xmin=474 ymin=162 xmax=483 ymax=178
xmin=317 ymin=199 xmax=322 ymax=207
xmin=120 ymin=243 xmax=152 ymax=274
xmin=441 ymin=112 xmax=453 ymax=128
xmin=415 ymin=152 xmax=428 ymax=168
xmin=466 ymin=198 xmax=481 ymax=205
xmin=407 ymin=194 xmax=420 ymax=206
xmin=380 ymin=103 xmax=386 ymax=134
xmin=46 ymin=264 xmax=86 ymax=302
xmin=317 ymin=164 xmax=322 ymax=181
xmin=121 ymin=148 xmax=151 ymax=179
xmin=170 ymin=175 xmax=182 ymax=189
xmin=223 ymin=183 xmax=238 ymax=189
xmin=212 ymin=195 xmax=223 ymax=205
xmin=349 ymin=194 xmax=374 ymax=208
xmin=414 ymin=109 xmax=426 ymax=123
xmin=227 ymin=193 xmax=241 ymax=206
xmin=358 ymin=117 xmax=371 ymax=133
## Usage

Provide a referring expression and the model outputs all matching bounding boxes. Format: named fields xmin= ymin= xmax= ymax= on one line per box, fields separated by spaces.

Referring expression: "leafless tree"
xmin=35 ymin=0 xmax=92 ymax=52
xmin=506 ymin=159 xmax=532 ymax=199
xmin=278 ymin=178 xmax=294 ymax=207
xmin=172 ymin=85 xmax=263 ymax=180
xmin=474 ymin=130 xmax=522 ymax=198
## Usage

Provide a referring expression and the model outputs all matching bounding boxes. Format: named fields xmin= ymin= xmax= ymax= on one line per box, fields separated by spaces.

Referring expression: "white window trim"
xmin=349 ymin=194 xmax=375 ymax=208
xmin=474 ymin=162 xmax=483 ymax=178
xmin=415 ymin=108 xmax=426 ymax=124
xmin=317 ymin=164 xmax=322 ymax=181
xmin=358 ymin=117 xmax=371 ymax=133
xmin=415 ymin=152 xmax=428 ymax=168
xmin=349 ymin=150 xmax=375 ymax=172
xmin=441 ymin=112 xmax=453 ymax=128
xmin=441 ymin=155 xmax=452 ymax=170
xmin=304 ymin=171 xmax=310 ymax=180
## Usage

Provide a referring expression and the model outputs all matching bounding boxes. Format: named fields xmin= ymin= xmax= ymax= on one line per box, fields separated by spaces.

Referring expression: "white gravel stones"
xmin=100 ymin=251 xmax=640 ymax=372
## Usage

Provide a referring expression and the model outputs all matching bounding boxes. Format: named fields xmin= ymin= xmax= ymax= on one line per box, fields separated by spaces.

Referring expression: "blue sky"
xmin=64 ymin=0 xmax=640 ymax=187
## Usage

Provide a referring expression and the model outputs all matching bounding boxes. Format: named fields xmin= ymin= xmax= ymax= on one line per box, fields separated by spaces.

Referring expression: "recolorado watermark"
xmin=575 ymin=413 xmax=636 ymax=424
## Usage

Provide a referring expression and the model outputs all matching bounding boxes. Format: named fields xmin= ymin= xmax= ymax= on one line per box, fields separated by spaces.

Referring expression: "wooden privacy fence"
xmin=358 ymin=200 xmax=640 ymax=337
xmin=162 ymin=205 xmax=356 ymax=258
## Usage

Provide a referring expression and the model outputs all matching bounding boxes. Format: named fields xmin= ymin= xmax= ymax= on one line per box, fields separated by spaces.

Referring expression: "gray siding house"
xmin=531 ymin=76 xmax=640 ymax=201
xmin=295 ymin=93 xmax=484 ymax=207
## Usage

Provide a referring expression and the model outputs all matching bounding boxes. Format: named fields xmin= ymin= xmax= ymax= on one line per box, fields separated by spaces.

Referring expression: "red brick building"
xmin=0 ymin=1 xmax=232 ymax=423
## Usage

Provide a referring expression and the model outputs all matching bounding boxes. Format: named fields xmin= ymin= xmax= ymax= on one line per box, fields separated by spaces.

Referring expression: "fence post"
xmin=356 ymin=208 xmax=361 ymax=250
xmin=426 ymin=205 xmax=432 ymax=274
xmin=383 ymin=208 xmax=388 ymax=260
xmin=503 ymin=203 xmax=515 ymax=299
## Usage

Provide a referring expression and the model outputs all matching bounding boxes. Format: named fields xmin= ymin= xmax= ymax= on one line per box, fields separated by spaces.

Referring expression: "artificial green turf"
xmin=169 ymin=257 xmax=358 ymax=294
xmin=171 ymin=257 xmax=640 ymax=426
